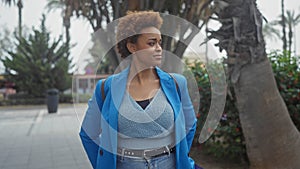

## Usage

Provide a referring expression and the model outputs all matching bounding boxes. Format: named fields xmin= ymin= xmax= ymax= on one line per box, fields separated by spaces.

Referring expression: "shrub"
xmin=269 ymin=51 xmax=300 ymax=130
xmin=72 ymin=93 xmax=93 ymax=103
xmin=2 ymin=93 xmax=45 ymax=105
xmin=59 ymin=93 xmax=73 ymax=103
xmin=1 ymin=15 xmax=72 ymax=97
xmin=0 ymin=92 xmax=74 ymax=106
xmin=189 ymin=51 xmax=300 ymax=162
xmin=188 ymin=60 xmax=247 ymax=162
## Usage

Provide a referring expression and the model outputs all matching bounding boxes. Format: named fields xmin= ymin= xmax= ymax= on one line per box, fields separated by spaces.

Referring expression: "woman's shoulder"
xmin=94 ymin=74 xmax=114 ymax=90
xmin=156 ymin=67 xmax=186 ymax=82
xmin=168 ymin=73 xmax=187 ymax=84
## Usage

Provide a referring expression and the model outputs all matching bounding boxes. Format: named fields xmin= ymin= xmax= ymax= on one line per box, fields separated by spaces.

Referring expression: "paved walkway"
xmin=0 ymin=104 xmax=248 ymax=169
xmin=0 ymin=104 xmax=92 ymax=169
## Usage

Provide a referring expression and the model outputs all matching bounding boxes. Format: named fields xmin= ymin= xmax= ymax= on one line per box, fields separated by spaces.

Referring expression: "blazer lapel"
xmin=156 ymin=67 xmax=181 ymax=119
xmin=156 ymin=67 xmax=188 ymax=168
xmin=110 ymin=67 xmax=129 ymax=113
xmin=107 ymin=67 xmax=129 ymax=156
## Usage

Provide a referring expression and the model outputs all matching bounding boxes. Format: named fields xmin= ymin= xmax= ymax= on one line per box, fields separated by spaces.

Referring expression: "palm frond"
xmin=1 ymin=0 xmax=15 ymax=6
xmin=45 ymin=0 xmax=65 ymax=13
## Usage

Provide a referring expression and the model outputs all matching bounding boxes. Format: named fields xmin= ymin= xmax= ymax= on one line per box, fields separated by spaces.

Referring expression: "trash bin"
xmin=46 ymin=88 xmax=59 ymax=113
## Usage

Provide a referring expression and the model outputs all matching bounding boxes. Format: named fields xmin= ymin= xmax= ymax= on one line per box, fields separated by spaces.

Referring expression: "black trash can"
xmin=46 ymin=88 xmax=59 ymax=113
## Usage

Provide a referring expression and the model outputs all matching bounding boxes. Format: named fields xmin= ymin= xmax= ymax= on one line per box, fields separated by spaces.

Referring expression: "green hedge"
xmin=189 ymin=51 xmax=300 ymax=163
xmin=0 ymin=93 xmax=73 ymax=106
xmin=188 ymin=60 xmax=247 ymax=162
xmin=0 ymin=92 xmax=93 ymax=106
xmin=269 ymin=51 xmax=300 ymax=129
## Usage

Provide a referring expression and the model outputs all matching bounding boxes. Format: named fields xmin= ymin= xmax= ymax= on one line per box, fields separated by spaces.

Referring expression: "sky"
xmin=257 ymin=0 xmax=300 ymax=53
xmin=0 ymin=0 xmax=93 ymax=73
xmin=0 ymin=0 xmax=300 ymax=73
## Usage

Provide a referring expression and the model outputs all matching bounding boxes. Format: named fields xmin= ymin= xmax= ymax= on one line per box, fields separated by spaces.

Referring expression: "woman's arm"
xmin=79 ymin=80 xmax=104 ymax=168
xmin=173 ymin=74 xmax=198 ymax=151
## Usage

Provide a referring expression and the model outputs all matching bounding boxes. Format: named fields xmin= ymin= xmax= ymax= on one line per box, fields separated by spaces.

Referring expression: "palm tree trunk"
xmin=210 ymin=0 xmax=300 ymax=168
xmin=127 ymin=0 xmax=140 ymax=10
xmin=288 ymin=24 xmax=292 ymax=57
xmin=234 ymin=59 xmax=300 ymax=169
xmin=281 ymin=0 xmax=287 ymax=51
xmin=65 ymin=26 xmax=70 ymax=45
xmin=294 ymin=25 xmax=297 ymax=55
xmin=17 ymin=0 xmax=23 ymax=37
xmin=63 ymin=17 xmax=70 ymax=45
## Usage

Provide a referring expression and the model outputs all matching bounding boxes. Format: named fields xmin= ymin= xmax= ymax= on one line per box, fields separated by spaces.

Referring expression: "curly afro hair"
xmin=116 ymin=11 xmax=163 ymax=58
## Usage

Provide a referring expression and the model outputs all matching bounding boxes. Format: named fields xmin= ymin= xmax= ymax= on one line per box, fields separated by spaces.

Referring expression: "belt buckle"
xmin=143 ymin=146 xmax=170 ymax=159
xmin=143 ymin=149 xmax=153 ymax=159
xmin=165 ymin=145 xmax=171 ymax=156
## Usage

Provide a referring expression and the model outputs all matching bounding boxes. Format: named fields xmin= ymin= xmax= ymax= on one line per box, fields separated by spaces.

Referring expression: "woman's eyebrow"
xmin=147 ymin=37 xmax=162 ymax=41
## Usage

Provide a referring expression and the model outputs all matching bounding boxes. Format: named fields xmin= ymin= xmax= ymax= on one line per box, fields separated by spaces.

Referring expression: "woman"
xmin=79 ymin=11 xmax=197 ymax=169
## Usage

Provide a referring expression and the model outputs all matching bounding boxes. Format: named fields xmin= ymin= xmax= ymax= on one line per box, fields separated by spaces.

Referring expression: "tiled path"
xmin=0 ymin=104 xmax=92 ymax=169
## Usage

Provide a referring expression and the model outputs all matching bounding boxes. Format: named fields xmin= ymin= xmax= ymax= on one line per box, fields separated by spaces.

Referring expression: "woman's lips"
xmin=153 ymin=55 xmax=162 ymax=59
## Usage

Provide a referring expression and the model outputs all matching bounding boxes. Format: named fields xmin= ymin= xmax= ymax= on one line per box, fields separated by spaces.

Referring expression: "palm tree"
xmin=1 ymin=0 xmax=13 ymax=5
xmin=44 ymin=0 xmax=300 ymax=167
xmin=2 ymin=15 xmax=72 ymax=96
xmin=46 ymin=0 xmax=71 ymax=45
xmin=281 ymin=0 xmax=287 ymax=51
xmin=272 ymin=10 xmax=300 ymax=56
xmin=285 ymin=10 xmax=300 ymax=56
xmin=57 ymin=0 xmax=209 ymax=72
xmin=262 ymin=21 xmax=281 ymax=41
xmin=203 ymin=0 xmax=300 ymax=168
xmin=16 ymin=0 xmax=22 ymax=38
xmin=1 ymin=0 xmax=23 ymax=38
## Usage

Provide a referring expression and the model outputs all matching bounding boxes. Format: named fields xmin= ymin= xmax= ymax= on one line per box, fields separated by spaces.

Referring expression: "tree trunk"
xmin=288 ymin=24 xmax=292 ymax=57
xmin=17 ymin=0 xmax=22 ymax=38
xmin=210 ymin=0 xmax=300 ymax=168
xmin=63 ymin=16 xmax=70 ymax=45
xmin=63 ymin=0 xmax=207 ymax=70
xmin=281 ymin=0 xmax=287 ymax=51
xmin=65 ymin=25 xmax=70 ymax=45
xmin=234 ymin=59 xmax=300 ymax=169
xmin=127 ymin=0 xmax=140 ymax=10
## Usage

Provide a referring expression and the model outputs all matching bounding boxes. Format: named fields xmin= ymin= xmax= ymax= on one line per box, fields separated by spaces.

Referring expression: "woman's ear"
xmin=126 ymin=42 xmax=136 ymax=54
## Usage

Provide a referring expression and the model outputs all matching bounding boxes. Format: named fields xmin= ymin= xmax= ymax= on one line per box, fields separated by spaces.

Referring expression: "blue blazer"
xmin=79 ymin=66 xmax=197 ymax=169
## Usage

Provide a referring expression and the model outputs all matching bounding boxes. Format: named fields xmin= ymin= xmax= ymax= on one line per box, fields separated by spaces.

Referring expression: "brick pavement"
xmin=0 ymin=104 xmax=92 ymax=169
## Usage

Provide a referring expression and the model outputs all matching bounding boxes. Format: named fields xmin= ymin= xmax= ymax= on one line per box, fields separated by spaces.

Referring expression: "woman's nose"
xmin=155 ymin=43 xmax=162 ymax=51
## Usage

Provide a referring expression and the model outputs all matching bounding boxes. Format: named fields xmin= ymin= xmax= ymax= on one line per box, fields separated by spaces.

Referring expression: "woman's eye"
xmin=148 ymin=42 xmax=155 ymax=46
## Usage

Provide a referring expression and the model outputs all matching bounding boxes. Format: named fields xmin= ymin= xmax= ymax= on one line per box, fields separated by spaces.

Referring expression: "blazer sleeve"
xmin=79 ymin=80 xmax=104 ymax=169
xmin=174 ymin=74 xmax=198 ymax=151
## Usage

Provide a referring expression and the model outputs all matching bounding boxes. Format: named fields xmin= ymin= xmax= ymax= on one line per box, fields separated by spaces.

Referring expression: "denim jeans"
xmin=117 ymin=152 xmax=176 ymax=169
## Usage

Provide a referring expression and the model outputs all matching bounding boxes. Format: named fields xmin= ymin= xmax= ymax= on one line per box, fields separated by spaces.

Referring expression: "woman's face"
xmin=129 ymin=26 xmax=162 ymax=68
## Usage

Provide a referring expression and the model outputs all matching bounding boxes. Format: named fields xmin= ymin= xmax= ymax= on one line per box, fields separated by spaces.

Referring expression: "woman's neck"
xmin=128 ymin=65 xmax=158 ymax=85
